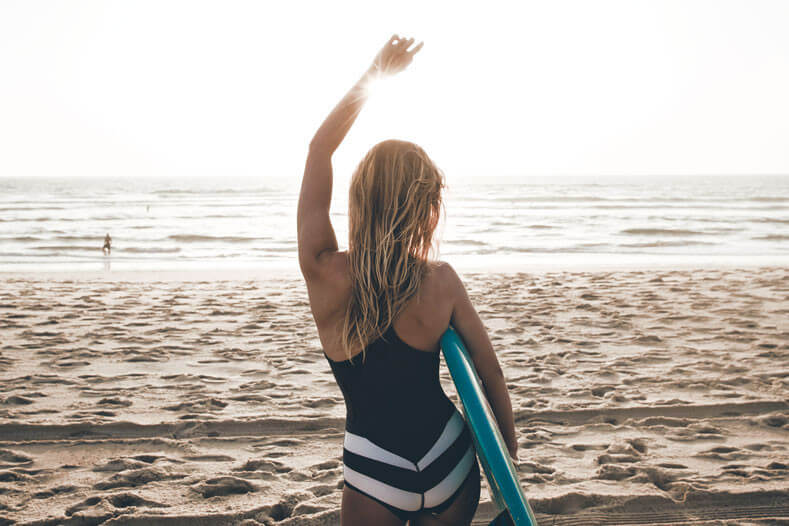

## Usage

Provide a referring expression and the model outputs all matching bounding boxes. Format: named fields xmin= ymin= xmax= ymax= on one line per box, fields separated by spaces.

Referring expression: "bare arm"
xmin=297 ymin=35 xmax=423 ymax=279
xmin=447 ymin=265 xmax=518 ymax=459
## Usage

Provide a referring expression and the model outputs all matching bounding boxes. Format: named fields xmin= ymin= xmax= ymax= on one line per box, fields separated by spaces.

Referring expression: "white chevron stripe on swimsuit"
xmin=344 ymin=445 xmax=474 ymax=512
xmin=417 ymin=410 xmax=465 ymax=470
xmin=423 ymin=446 xmax=475 ymax=507
xmin=343 ymin=410 xmax=473 ymax=511
xmin=344 ymin=433 xmax=417 ymax=471
xmin=344 ymin=465 xmax=423 ymax=511
xmin=344 ymin=410 xmax=464 ymax=470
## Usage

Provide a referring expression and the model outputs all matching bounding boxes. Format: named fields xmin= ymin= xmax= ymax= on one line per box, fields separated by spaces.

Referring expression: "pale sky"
xmin=1 ymin=0 xmax=788 ymax=182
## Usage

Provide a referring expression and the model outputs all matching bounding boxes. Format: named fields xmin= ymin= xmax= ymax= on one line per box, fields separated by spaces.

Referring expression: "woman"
xmin=297 ymin=35 xmax=518 ymax=526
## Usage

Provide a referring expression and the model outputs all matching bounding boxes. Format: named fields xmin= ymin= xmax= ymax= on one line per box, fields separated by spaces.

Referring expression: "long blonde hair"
xmin=342 ymin=139 xmax=445 ymax=360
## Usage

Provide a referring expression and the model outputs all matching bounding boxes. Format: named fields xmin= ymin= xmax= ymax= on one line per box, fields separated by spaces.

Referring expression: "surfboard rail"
xmin=441 ymin=325 xmax=538 ymax=526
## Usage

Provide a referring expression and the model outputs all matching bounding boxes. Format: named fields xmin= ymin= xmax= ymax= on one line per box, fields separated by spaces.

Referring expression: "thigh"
xmin=413 ymin=458 xmax=481 ymax=526
xmin=341 ymin=484 xmax=407 ymax=526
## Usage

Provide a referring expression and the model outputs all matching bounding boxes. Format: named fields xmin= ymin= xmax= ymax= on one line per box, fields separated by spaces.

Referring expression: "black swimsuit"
xmin=326 ymin=325 xmax=477 ymax=520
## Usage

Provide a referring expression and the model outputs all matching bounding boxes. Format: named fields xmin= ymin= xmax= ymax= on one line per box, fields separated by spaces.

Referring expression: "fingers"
xmin=388 ymin=35 xmax=422 ymax=54
xmin=376 ymin=34 xmax=422 ymax=74
xmin=398 ymin=37 xmax=414 ymax=50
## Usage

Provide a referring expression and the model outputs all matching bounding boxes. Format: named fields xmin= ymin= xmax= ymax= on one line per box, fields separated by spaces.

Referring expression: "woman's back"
xmin=317 ymin=255 xmax=476 ymax=518
xmin=326 ymin=323 xmax=456 ymax=459
xmin=307 ymin=253 xmax=456 ymax=364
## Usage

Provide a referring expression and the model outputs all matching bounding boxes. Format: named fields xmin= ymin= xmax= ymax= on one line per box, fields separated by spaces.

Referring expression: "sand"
xmin=0 ymin=267 xmax=787 ymax=525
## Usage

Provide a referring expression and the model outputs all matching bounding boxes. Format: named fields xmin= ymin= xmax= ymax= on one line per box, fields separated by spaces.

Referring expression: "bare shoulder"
xmin=425 ymin=260 xmax=464 ymax=303
xmin=429 ymin=260 xmax=462 ymax=287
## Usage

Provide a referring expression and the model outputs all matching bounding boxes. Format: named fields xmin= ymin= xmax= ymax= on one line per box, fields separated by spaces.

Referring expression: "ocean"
xmin=1 ymin=175 xmax=788 ymax=272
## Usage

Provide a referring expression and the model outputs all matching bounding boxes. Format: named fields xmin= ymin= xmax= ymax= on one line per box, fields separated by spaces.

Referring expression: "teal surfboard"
xmin=441 ymin=326 xmax=538 ymax=526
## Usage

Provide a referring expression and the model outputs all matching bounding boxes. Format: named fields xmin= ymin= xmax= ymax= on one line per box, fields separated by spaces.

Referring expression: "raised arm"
xmin=297 ymin=35 xmax=423 ymax=279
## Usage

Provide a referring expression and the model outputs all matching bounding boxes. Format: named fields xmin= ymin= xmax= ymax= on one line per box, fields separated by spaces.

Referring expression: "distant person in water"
xmin=102 ymin=233 xmax=112 ymax=255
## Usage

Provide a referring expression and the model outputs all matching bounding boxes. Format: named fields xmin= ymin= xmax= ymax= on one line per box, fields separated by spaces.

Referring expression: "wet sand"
xmin=0 ymin=267 xmax=787 ymax=525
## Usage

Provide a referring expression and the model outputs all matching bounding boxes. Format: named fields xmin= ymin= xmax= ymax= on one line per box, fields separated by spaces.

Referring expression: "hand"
xmin=370 ymin=34 xmax=423 ymax=77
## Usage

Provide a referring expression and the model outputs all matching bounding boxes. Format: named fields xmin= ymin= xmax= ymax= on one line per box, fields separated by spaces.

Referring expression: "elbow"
xmin=308 ymin=137 xmax=334 ymax=157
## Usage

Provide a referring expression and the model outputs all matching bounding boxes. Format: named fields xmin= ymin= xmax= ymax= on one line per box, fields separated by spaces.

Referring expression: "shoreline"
xmin=2 ymin=254 xmax=788 ymax=281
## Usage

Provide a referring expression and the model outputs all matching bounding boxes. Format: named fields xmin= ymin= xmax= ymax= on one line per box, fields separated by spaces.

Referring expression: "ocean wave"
xmin=1 ymin=216 xmax=125 ymax=222
xmin=620 ymin=241 xmax=717 ymax=248
xmin=748 ymin=196 xmax=789 ymax=202
xmin=589 ymin=204 xmax=789 ymax=210
xmin=29 ymin=245 xmax=181 ymax=254
xmin=486 ymin=245 xmax=611 ymax=254
xmin=53 ymin=235 xmax=119 ymax=241
xmin=251 ymin=246 xmax=297 ymax=253
xmin=0 ymin=236 xmax=42 ymax=242
xmin=123 ymin=247 xmax=181 ymax=253
xmin=152 ymin=188 xmax=273 ymax=195
xmin=488 ymin=195 xmax=611 ymax=202
xmin=0 ymin=206 xmax=66 ymax=211
xmin=621 ymin=228 xmax=708 ymax=236
xmin=445 ymin=239 xmax=489 ymax=246
xmin=753 ymin=234 xmax=789 ymax=241
xmin=476 ymin=195 xmax=789 ymax=204
xmin=0 ymin=217 xmax=47 ymax=222
xmin=173 ymin=214 xmax=255 ymax=219
xmin=31 ymin=245 xmax=105 ymax=252
xmin=467 ymin=242 xmax=731 ymax=254
xmin=750 ymin=217 xmax=789 ymax=224
xmin=167 ymin=234 xmax=265 ymax=243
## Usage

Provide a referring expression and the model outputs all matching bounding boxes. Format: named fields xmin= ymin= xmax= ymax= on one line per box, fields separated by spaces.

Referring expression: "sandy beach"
xmin=1 ymin=266 xmax=787 ymax=525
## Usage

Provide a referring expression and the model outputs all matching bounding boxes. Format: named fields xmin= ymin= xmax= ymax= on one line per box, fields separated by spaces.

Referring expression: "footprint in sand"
xmin=93 ymin=467 xmax=187 ymax=490
xmin=65 ymin=496 xmax=106 ymax=516
xmin=66 ymin=493 xmax=167 ymax=516
xmin=182 ymin=454 xmax=235 ymax=462
xmin=2 ymin=395 xmax=34 ymax=405
xmin=234 ymin=458 xmax=292 ymax=477
xmin=192 ymin=476 xmax=258 ymax=498
xmin=596 ymin=464 xmax=638 ymax=480
xmin=97 ymin=397 xmax=132 ymax=407
xmin=628 ymin=466 xmax=684 ymax=491
xmin=31 ymin=484 xmax=78 ymax=499
xmin=0 ymin=470 xmax=34 ymax=482
xmin=755 ymin=412 xmax=789 ymax=429
xmin=163 ymin=398 xmax=228 ymax=412
xmin=695 ymin=446 xmax=752 ymax=461
xmin=258 ymin=492 xmax=317 ymax=522
xmin=307 ymin=483 xmax=336 ymax=497
xmin=596 ymin=439 xmax=648 ymax=466
xmin=93 ymin=458 xmax=152 ymax=472
xmin=107 ymin=493 xmax=168 ymax=509
xmin=0 ymin=448 xmax=33 ymax=467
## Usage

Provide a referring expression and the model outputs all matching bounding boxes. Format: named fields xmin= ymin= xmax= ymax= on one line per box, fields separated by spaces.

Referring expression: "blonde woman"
xmin=298 ymin=35 xmax=518 ymax=525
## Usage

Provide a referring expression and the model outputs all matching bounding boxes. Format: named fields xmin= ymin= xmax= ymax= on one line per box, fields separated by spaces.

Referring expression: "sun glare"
xmin=358 ymin=71 xmax=428 ymax=146
xmin=362 ymin=71 xmax=383 ymax=98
